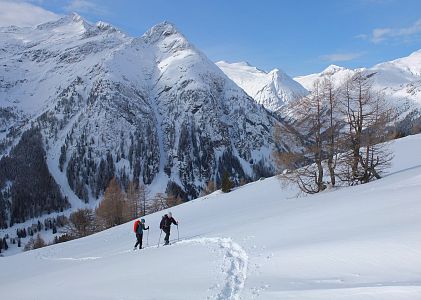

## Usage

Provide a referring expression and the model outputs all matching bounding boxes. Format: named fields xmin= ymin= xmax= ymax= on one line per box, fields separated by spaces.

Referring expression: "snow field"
xmin=0 ymin=134 xmax=421 ymax=299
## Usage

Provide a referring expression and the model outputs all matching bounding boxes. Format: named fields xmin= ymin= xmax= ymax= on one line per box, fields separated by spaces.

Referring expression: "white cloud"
xmin=371 ymin=28 xmax=392 ymax=43
xmin=0 ymin=0 xmax=60 ymax=27
xmin=320 ymin=52 xmax=364 ymax=62
xmin=364 ymin=19 xmax=421 ymax=43
xmin=355 ymin=33 xmax=368 ymax=40
xmin=65 ymin=0 xmax=106 ymax=15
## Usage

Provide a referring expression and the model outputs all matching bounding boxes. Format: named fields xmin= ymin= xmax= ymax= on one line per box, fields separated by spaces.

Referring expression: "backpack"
xmin=159 ymin=215 xmax=166 ymax=229
xmin=133 ymin=220 xmax=140 ymax=233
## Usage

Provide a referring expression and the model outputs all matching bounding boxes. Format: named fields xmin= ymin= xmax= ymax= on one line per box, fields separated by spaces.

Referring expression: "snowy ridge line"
xmin=177 ymin=237 xmax=248 ymax=300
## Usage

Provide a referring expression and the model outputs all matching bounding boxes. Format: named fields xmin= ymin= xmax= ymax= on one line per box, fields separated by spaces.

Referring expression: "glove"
xmin=147 ymin=226 xmax=150 ymax=230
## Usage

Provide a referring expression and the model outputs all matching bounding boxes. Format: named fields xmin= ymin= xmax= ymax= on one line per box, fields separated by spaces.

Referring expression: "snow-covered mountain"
xmin=371 ymin=49 xmax=421 ymax=107
xmin=0 ymin=14 xmax=295 ymax=226
xmin=217 ymin=61 xmax=308 ymax=112
xmin=294 ymin=51 xmax=421 ymax=133
xmin=1 ymin=134 xmax=420 ymax=299
xmin=294 ymin=64 xmax=363 ymax=90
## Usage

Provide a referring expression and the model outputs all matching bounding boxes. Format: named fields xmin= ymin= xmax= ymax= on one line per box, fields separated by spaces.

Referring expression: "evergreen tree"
xmin=3 ymin=237 xmax=8 ymax=250
xmin=0 ymin=193 xmax=7 ymax=229
xmin=59 ymin=144 xmax=66 ymax=172
xmin=221 ymin=171 xmax=233 ymax=193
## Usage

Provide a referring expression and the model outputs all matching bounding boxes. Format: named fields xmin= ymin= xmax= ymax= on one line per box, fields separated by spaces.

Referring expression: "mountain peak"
xmin=95 ymin=21 xmax=120 ymax=33
xmin=323 ymin=64 xmax=345 ymax=74
xmin=139 ymin=21 xmax=193 ymax=53
xmin=217 ymin=61 xmax=308 ymax=111
xmin=69 ymin=12 xmax=83 ymax=22
xmin=269 ymin=68 xmax=287 ymax=77
xmin=143 ymin=21 xmax=180 ymax=41
xmin=36 ymin=12 xmax=91 ymax=31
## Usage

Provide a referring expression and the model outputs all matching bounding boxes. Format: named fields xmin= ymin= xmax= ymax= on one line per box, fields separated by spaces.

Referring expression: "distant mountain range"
xmin=219 ymin=50 xmax=421 ymax=134
xmin=293 ymin=51 xmax=421 ymax=132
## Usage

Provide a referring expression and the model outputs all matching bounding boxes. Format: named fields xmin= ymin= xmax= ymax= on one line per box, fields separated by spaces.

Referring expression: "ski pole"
xmin=177 ymin=224 xmax=179 ymax=242
xmin=157 ymin=229 xmax=162 ymax=248
xmin=147 ymin=228 xmax=149 ymax=247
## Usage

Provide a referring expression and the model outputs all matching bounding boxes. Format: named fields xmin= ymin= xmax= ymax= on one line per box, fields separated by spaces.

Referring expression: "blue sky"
xmin=1 ymin=0 xmax=421 ymax=76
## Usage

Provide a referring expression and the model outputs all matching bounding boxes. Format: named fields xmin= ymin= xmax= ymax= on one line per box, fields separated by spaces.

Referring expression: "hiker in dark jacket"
xmin=160 ymin=212 xmax=178 ymax=245
xmin=134 ymin=218 xmax=149 ymax=250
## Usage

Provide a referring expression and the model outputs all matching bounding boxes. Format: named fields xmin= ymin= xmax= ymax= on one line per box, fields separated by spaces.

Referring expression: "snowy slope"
xmin=217 ymin=61 xmax=308 ymax=112
xmin=1 ymin=134 xmax=421 ymax=299
xmin=370 ymin=50 xmax=421 ymax=109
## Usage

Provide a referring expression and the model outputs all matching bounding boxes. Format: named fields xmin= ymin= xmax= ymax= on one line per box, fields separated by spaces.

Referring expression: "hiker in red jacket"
xmin=133 ymin=218 xmax=149 ymax=250
xmin=160 ymin=212 xmax=178 ymax=245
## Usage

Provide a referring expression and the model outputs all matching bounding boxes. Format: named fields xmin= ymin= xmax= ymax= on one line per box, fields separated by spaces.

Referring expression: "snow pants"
xmin=134 ymin=233 xmax=143 ymax=249
xmin=163 ymin=227 xmax=171 ymax=243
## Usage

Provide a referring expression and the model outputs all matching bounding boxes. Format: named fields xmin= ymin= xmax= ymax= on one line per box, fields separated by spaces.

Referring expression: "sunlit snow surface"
xmin=1 ymin=134 xmax=420 ymax=299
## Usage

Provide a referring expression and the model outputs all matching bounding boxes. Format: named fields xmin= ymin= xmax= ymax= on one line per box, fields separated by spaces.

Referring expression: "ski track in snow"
xmin=41 ymin=237 xmax=249 ymax=300
xmin=42 ymin=256 xmax=101 ymax=261
xmin=177 ymin=237 xmax=249 ymax=300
